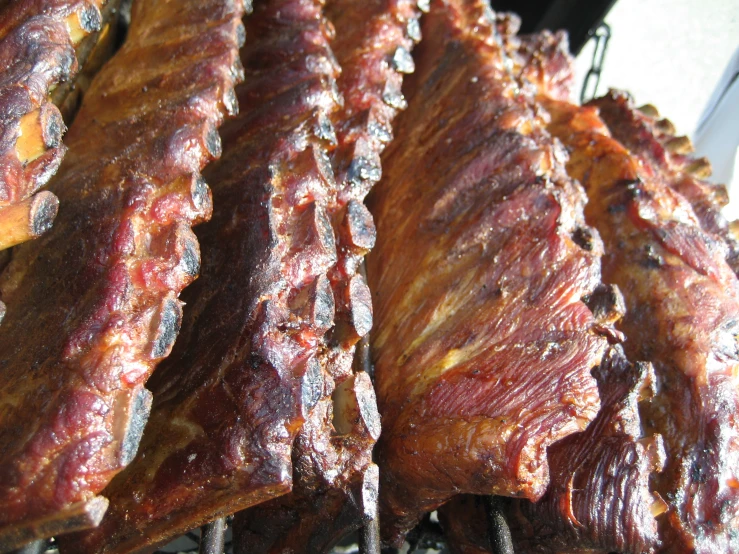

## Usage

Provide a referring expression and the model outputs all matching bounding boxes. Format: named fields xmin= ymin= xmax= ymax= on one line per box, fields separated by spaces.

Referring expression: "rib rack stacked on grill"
xmin=68 ymin=1 xmax=354 ymax=551
xmin=0 ymin=0 xmax=244 ymax=549
xmin=365 ymin=0 xmax=622 ymax=546
xmin=2 ymin=1 xmax=738 ymax=553
xmin=541 ymin=93 xmax=739 ymax=553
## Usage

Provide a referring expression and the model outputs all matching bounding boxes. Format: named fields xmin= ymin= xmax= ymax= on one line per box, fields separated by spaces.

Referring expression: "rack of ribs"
xmin=430 ymin=24 xmax=667 ymax=554
xmin=0 ymin=0 xmax=244 ymax=550
xmin=232 ymin=0 xmax=421 ymax=551
xmin=590 ymin=91 xmax=739 ymax=275
xmin=0 ymin=0 xmax=121 ymax=254
xmin=540 ymin=90 xmax=739 ymax=553
xmin=65 ymin=0 xmax=356 ymax=551
xmin=365 ymin=0 xmax=616 ymax=546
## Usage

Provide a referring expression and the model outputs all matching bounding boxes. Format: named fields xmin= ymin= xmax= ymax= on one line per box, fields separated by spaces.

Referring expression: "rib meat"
xmin=232 ymin=1 xmax=420 ymax=550
xmin=67 ymin=1 xmax=351 ymax=552
xmin=590 ymin=91 xmax=739 ymax=275
xmin=365 ymin=0 xmax=612 ymax=545
xmin=542 ymin=94 xmax=739 ymax=553
xmin=440 ymin=344 xmax=666 ymax=554
xmin=0 ymin=0 xmax=116 ymax=253
xmin=0 ymin=0 xmax=244 ymax=549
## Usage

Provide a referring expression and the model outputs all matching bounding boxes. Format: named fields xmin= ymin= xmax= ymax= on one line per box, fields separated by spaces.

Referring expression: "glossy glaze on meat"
xmin=0 ymin=0 xmax=244 ymax=549
xmin=543 ymin=95 xmax=739 ymax=554
xmin=66 ymin=1 xmax=350 ymax=552
xmin=232 ymin=1 xmax=419 ymax=550
xmin=366 ymin=0 xmax=612 ymax=546
xmin=590 ymin=91 xmax=739 ymax=275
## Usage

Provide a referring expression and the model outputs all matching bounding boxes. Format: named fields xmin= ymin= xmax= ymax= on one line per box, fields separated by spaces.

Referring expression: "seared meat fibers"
xmin=590 ymin=91 xmax=739 ymax=274
xmin=366 ymin=0 xmax=610 ymax=545
xmin=0 ymin=0 xmax=244 ymax=549
xmin=504 ymin=346 xmax=664 ymax=553
xmin=68 ymin=1 xmax=348 ymax=552
xmin=233 ymin=1 xmax=420 ymax=550
xmin=543 ymin=95 xmax=739 ymax=554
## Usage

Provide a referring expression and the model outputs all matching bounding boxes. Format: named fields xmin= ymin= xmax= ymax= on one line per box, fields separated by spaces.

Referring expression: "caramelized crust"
xmin=0 ymin=0 xmax=244 ymax=549
xmin=543 ymin=96 xmax=739 ymax=554
xmin=0 ymin=1 xmax=116 ymax=251
xmin=366 ymin=0 xmax=609 ymax=545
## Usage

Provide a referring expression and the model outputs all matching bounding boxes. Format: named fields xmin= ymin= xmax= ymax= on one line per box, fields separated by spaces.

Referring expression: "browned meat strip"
xmin=66 ymin=1 xmax=351 ymax=552
xmin=0 ymin=0 xmax=244 ymax=549
xmin=590 ymin=91 xmax=739 ymax=275
xmin=232 ymin=1 xmax=420 ymax=550
xmin=542 ymin=95 xmax=739 ymax=554
xmin=0 ymin=0 xmax=118 ymax=252
xmin=365 ymin=0 xmax=614 ymax=546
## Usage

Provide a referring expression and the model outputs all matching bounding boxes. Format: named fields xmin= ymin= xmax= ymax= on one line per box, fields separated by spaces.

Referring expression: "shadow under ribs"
xmin=365 ymin=0 xmax=613 ymax=546
xmin=0 ymin=0 xmax=119 ymax=254
xmin=232 ymin=0 xmax=421 ymax=551
xmin=67 ymin=0 xmax=350 ymax=552
xmin=0 ymin=0 xmax=245 ymax=550
xmin=541 ymin=93 xmax=739 ymax=553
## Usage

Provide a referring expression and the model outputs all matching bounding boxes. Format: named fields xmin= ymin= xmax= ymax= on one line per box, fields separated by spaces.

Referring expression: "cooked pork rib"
xmin=433 ymin=26 xmax=667 ymax=554
xmin=233 ymin=1 xmax=420 ymax=550
xmin=366 ymin=0 xmax=613 ymax=545
xmin=542 ymin=94 xmax=739 ymax=553
xmin=440 ymin=312 xmax=666 ymax=554
xmin=68 ymin=1 xmax=352 ymax=552
xmin=0 ymin=0 xmax=244 ymax=549
xmin=0 ymin=0 xmax=116 ymax=252
xmin=590 ymin=91 xmax=739 ymax=275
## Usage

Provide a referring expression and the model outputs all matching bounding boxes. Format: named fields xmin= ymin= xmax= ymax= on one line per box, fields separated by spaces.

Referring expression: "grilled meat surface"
xmin=67 ymin=1 xmax=354 ymax=552
xmin=366 ymin=0 xmax=613 ymax=546
xmin=0 ymin=0 xmax=244 ymax=549
xmin=233 ymin=0 xmax=422 ymax=550
xmin=543 ymin=95 xmax=739 ymax=554
xmin=590 ymin=91 xmax=739 ymax=275
xmin=0 ymin=0 xmax=115 ymax=252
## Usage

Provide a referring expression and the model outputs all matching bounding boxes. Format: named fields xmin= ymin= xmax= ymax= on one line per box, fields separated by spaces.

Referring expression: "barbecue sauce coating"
xmin=543 ymin=96 xmax=739 ymax=554
xmin=366 ymin=0 xmax=610 ymax=546
xmin=232 ymin=0 xmax=420 ymax=551
xmin=0 ymin=0 xmax=244 ymax=550
xmin=590 ymin=91 xmax=739 ymax=276
xmin=67 ymin=1 xmax=350 ymax=552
